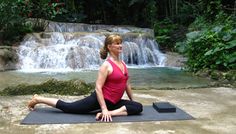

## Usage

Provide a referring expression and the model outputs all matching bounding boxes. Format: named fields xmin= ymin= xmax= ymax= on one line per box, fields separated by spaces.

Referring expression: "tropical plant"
xmin=18 ymin=0 xmax=66 ymax=20
xmin=19 ymin=0 xmax=66 ymax=31
xmin=53 ymin=0 xmax=85 ymax=23
xmin=198 ymin=0 xmax=222 ymax=22
xmin=183 ymin=19 xmax=236 ymax=72
xmin=0 ymin=0 xmax=33 ymax=45
xmin=154 ymin=19 xmax=178 ymax=51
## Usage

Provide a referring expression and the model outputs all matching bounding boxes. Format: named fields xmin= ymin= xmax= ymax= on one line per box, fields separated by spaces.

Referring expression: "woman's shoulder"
xmin=99 ymin=60 xmax=113 ymax=73
xmin=100 ymin=60 xmax=111 ymax=69
xmin=102 ymin=60 xmax=110 ymax=66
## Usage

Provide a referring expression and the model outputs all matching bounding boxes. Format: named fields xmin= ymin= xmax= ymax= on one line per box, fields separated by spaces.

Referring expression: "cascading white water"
xmin=121 ymin=35 xmax=165 ymax=66
xmin=17 ymin=23 xmax=166 ymax=72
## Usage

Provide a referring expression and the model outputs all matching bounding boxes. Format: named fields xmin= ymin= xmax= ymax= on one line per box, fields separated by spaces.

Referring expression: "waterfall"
xmin=17 ymin=22 xmax=166 ymax=72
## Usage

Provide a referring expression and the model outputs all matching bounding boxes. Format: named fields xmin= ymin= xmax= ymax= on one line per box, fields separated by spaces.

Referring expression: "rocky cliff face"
xmin=0 ymin=46 xmax=18 ymax=71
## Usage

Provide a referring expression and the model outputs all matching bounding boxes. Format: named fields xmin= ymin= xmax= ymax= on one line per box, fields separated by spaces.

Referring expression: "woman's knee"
xmin=135 ymin=102 xmax=143 ymax=113
xmin=126 ymin=101 xmax=143 ymax=115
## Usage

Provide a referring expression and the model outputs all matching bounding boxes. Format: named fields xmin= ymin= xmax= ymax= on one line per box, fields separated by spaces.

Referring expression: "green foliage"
xmin=198 ymin=0 xmax=222 ymax=22
xmin=0 ymin=0 xmax=23 ymax=30
xmin=0 ymin=0 xmax=67 ymax=45
xmin=0 ymin=0 xmax=33 ymax=45
xmin=188 ymin=16 xmax=209 ymax=31
xmin=19 ymin=0 xmax=66 ymax=31
xmin=55 ymin=0 xmax=86 ymax=23
xmin=18 ymin=0 xmax=66 ymax=20
xmin=142 ymin=0 xmax=157 ymax=27
xmin=183 ymin=17 xmax=236 ymax=72
xmin=177 ymin=1 xmax=201 ymax=25
xmin=154 ymin=19 xmax=178 ymax=51
xmin=0 ymin=79 xmax=94 ymax=96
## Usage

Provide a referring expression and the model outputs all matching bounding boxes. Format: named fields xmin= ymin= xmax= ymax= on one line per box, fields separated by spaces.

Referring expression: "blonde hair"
xmin=100 ymin=34 xmax=122 ymax=59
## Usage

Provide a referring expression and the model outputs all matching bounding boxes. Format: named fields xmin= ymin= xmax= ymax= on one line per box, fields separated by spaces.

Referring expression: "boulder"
xmin=0 ymin=46 xmax=18 ymax=71
xmin=164 ymin=52 xmax=187 ymax=68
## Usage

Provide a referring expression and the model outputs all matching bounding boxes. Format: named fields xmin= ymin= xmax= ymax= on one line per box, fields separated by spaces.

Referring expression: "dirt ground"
xmin=0 ymin=87 xmax=235 ymax=134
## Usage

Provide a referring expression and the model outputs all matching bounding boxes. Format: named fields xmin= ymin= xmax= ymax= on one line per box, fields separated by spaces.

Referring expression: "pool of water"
xmin=0 ymin=67 xmax=212 ymax=91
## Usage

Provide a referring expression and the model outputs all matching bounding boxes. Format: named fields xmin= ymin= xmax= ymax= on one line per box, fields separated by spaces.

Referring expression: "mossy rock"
xmin=0 ymin=78 xmax=95 ymax=96
xmin=224 ymin=70 xmax=236 ymax=81
xmin=195 ymin=68 xmax=211 ymax=77
xmin=210 ymin=70 xmax=223 ymax=80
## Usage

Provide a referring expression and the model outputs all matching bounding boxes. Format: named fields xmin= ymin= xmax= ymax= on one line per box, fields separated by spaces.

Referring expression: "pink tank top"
xmin=102 ymin=58 xmax=129 ymax=104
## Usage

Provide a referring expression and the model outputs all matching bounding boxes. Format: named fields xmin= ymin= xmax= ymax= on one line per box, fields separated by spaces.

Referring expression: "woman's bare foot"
xmin=95 ymin=112 xmax=102 ymax=120
xmin=28 ymin=94 xmax=39 ymax=111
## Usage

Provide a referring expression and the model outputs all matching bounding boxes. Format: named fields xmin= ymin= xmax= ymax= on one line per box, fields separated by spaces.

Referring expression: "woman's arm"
xmin=95 ymin=62 xmax=112 ymax=122
xmin=125 ymin=81 xmax=133 ymax=101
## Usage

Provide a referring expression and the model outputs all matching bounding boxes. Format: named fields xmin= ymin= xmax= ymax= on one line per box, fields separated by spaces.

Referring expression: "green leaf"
xmin=186 ymin=31 xmax=202 ymax=40
xmin=225 ymin=40 xmax=236 ymax=49
xmin=128 ymin=0 xmax=144 ymax=7
xmin=204 ymin=50 xmax=213 ymax=56
xmin=227 ymin=52 xmax=236 ymax=63
xmin=223 ymin=62 xmax=227 ymax=67
xmin=216 ymin=60 xmax=221 ymax=65
xmin=222 ymin=33 xmax=232 ymax=41
xmin=212 ymin=25 xmax=223 ymax=33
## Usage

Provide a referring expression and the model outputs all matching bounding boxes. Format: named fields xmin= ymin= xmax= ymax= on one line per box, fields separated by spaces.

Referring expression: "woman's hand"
xmin=96 ymin=109 xmax=112 ymax=122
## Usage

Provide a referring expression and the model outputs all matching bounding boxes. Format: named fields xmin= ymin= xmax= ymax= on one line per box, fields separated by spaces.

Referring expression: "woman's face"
xmin=109 ymin=41 xmax=122 ymax=54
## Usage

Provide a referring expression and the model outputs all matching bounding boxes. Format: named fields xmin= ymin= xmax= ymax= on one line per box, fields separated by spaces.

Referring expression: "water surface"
xmin=0 ymin=67 xmax=212 ymax=91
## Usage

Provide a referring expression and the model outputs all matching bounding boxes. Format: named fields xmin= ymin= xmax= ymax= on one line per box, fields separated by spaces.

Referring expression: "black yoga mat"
xmin=21 ymin=105 xmax=194 ymax=124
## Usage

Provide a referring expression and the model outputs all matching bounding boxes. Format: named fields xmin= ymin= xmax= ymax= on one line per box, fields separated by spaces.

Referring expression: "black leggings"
xmin=56 ymin=92 xmax=143 ymax=115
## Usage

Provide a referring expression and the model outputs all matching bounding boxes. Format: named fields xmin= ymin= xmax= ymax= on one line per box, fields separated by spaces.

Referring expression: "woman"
xmin=28 ymin=34 xmax=143 ymax=122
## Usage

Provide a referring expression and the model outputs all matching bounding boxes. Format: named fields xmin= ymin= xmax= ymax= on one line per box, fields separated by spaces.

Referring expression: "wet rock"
xmin=40 ymin=32 xmax=51 ymax=39
xmin=0 ymin=46 xmax=18 ymax=71
xmin=210 ymin=70 xmax=223 ymax=80
xmin=164 ymin=52 xmax=187 ymax=68
xmin=225 ymin=70 xmax=236 ymax=81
